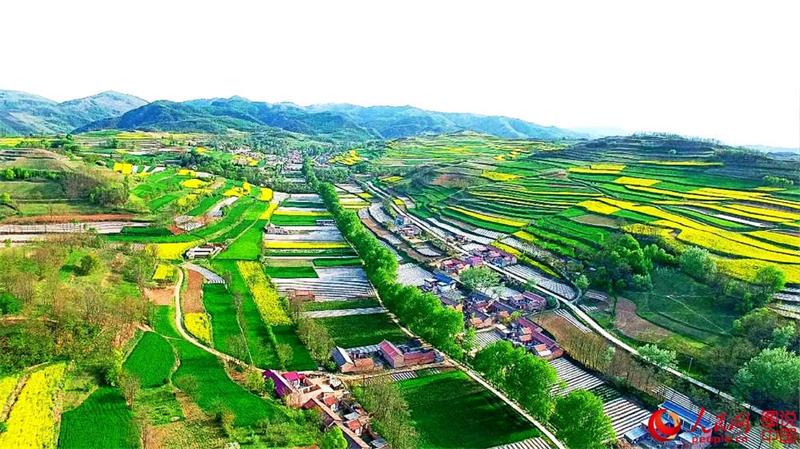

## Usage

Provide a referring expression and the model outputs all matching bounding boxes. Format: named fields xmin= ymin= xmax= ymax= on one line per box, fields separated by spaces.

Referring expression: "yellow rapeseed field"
xmin=236 ymin=261 xmax=291 ymax=325
xmin=748 ymin=231 xmax=800 ymax=249
xmin=112 ymin=162 xmax=134 ymax=175
xmin=0 ymin=363 xmax=66 ymax=449
xmin=258 ymin=187 xmax=274 ymax=202
xmin=155 ymin=242 xmax=198 ymax=260
xmin=481 ymin=171 xmax=519 ymax=182
xmin=180 ymin=179 xmax=207 ymax=189
xmin=613 ymin=176 xmax=661 ymax=187
xmin=184 ymin=313 xmax=212 ymax=345
xmin=260 ymin=201 xmax=279 ymax=220
xmin=577 ymin=200 xmax=620 ymax=215
xmin=716 ymin=258 xmax=800 ymax=284
xmin=177 ymin=169 xmax=196 ymax=177
xmin=152 ymin=264 xmax=174 ymax=281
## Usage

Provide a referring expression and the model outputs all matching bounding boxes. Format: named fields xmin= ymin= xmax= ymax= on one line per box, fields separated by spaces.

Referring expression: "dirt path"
xmin=171 ymin=269 xmax=253 ymax=369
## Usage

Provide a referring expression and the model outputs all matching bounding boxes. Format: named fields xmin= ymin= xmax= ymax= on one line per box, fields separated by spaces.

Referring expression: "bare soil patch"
xmin=182 ymin=270 xmax=205 ymax=313
xmin=614 ymin=296 xmax=673 ymax=342
xmin=145 ymin=287 xmax=174 ymax=306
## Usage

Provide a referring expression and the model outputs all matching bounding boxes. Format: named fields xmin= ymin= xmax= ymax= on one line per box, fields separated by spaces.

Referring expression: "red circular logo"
xmin=648 ymin=409 xmax=682 ymax=442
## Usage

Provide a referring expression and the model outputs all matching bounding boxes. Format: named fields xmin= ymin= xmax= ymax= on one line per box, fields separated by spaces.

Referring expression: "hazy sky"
xmin=2 ymin=0 xmax=798 ymax=148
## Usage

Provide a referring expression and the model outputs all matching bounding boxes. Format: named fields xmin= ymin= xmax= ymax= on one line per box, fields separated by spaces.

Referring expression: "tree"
xmin=460 ymin=266 xmax=501 ymax=292
xmin=474 ymin=341 xmax=557 ymax=419
xmin=638 ymin=344 xmax=677 ymax=368
xmin=733 ymin=308 xmax=786 ymax=349
xmin=320 ymin=426 xmax=348 ymax=449
xmin=551 ymin=390 xmax=615 ymax=449
xmin=679 ymin=246 xmax=716 ymax=281
xmin=770 ymin=325 xmax=796 ymax=349
xmin=734 ymin=347 xmax=800 ymax=410
xmin=276 ymin=343 xmax=294 ymax=369
xmin=75 ymin=254 xmax=98 ymax=276
xmin=574 ymin=274 xmax=589 ymax=291
xmin=752 ymin=266 xmax=786 ymax=307
xmin=118 ymin=371 xmax=140 ymax=408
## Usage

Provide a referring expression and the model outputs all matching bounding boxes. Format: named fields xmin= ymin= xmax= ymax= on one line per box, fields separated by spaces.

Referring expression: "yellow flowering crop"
xmin=180 ymin=179 xmax=207 ymax=189
xmin=260 ymin=202 xmax=279 ymax=219
xmin=726 ymin=204 xmax=800 ymax=221
xmin=330 ymin=149 xmax=364 ymax=165
xmin=0 ymin=363 xmax=66 ymax=449
xmin=380 ymin=176 xmax=402 ymax=184
xmin=236 ymin=261 xmax=291 ymax=325
xmin=155 ymin=242 xmax=198 ymax=260
xmin=613 ymin=176 xmax=660 ymax=187
xmin=152 ymin=264 xmax=174 ymax=281
xmin=748 ymin=231 xmax=800 ymax=249
xmin=112 ymin=162 xmax=134 ymax=175
xmin=481 ymin=171 xmax=519 ymax=182
xmin=577 ymin=200 xmax=620 ymax=215
xmin=716 ymin=258 xmax=800 ymax=284
xmin=177 ymin=169 xmax=196 ymax=177
xmin=258 ymin=187 xmax=274 ymax=202
xmin=448 ymin=206 xmax=527 ymax=227
xmin=184 ymin=313 xmax=212 ymax=345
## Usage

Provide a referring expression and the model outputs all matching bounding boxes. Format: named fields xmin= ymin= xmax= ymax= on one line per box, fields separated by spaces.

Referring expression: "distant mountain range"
xmin=0 ymin=90 xmax=147 ymax=135
xmin=0 ymin=90 xmax=582 ymax=140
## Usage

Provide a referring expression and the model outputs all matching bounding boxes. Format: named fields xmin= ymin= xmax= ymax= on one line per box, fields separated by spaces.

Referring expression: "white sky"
xmin=2 ymin=0 xmax=798 ymax=148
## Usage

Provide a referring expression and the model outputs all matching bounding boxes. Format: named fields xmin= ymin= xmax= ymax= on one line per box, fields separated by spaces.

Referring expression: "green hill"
xmin=0 ymin=90 xmax=146 ymax=135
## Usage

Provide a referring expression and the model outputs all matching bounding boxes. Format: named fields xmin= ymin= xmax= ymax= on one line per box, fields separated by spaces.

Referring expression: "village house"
xmin=473 ymin=245 xmax=517 ymax=267
xmin=397 ymin=224 xmax=422 ymax=239
xmin=624 ymin=400 xmax=713 ymax=449
xmin=511 ymin=318 xmax=563 ymax=359
xmin=185 ymin=243 xmax=224 ymax=259
xmin=515 ymin=291 xmax=548 ymax=312
xmin=331 ymin=346 xmax=377 ymax=373
xmin=174 ymin=215 xmax=204 ymax=232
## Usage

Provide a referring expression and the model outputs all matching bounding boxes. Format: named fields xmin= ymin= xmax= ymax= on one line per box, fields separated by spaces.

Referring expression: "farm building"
xmin=624 ymin=400 xmax=713 ymax=449
xmin=331 ymin=346 xmax=377 ymax=373
xmin=185 ymin=243 xmax=224 ymax=259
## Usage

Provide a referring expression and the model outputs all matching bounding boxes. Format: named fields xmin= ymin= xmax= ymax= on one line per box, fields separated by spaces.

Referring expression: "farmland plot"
xmin=272 ymin=267 xmax=376 ymax=301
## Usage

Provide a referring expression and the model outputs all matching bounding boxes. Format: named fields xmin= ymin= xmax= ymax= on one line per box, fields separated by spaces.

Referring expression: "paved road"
xmin=362 ymin=180 xmax=770 ymax=419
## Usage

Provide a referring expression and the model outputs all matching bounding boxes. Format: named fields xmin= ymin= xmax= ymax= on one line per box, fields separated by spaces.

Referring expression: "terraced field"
xmin=368 ymin=134 xmax=800 ymax=286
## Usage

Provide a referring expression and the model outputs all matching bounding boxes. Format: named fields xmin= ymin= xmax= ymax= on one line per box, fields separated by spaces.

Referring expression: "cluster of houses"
xmin=264 ymin=370 xmax=388 ymax=449
xmin=437 ymin=244 xmax=518 ymax=275
xmin=332 ymin=339 xmax=443 ymax=374
xmin=392 ymin=216 xmax=423 ymax=240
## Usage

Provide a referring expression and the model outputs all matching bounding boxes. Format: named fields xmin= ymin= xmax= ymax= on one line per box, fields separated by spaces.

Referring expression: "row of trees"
xmin=305 ymin=161 xmax=465 ymax=356
xmin=473 ymin=341 xmax=615 ymax=449
xmin=354 ymin=378 xmax=418 ymax=449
